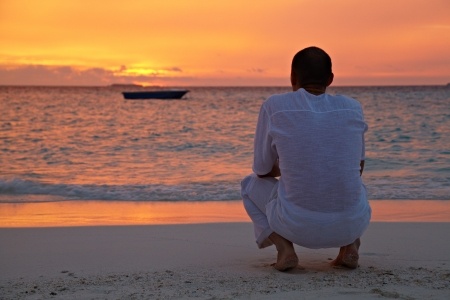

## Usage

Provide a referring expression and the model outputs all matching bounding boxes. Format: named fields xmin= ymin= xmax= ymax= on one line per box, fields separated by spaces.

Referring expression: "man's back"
xmin=257 ymin=88 xmax=367 ymax=213
xmin=252 ymin=88 xmax=370 ymax=248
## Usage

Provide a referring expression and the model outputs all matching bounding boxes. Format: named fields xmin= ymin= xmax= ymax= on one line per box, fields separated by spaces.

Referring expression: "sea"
xmin=1 ymin=85 xmax=449 ymax=204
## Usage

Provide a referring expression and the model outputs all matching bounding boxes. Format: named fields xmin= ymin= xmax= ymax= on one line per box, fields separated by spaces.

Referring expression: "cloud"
xmin=0 ymin=65 xmax=113 ymax=86
xmin=164 ymin=67 xmax=183 ymax=72
xmin=0 ymin=65 xmax=186 ymax=86
xmin=247 ymin=68 xmax=266 ymax=74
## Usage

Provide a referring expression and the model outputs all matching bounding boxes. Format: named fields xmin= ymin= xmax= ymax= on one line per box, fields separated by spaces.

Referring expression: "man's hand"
xmin=258 ymin=159 xmax=281 ymax=178
xmin=360 ymin=160 xmax=365 ymax=176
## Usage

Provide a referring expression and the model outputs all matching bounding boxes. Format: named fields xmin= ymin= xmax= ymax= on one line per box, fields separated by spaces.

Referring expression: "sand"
xmin=1 ymin=222 xmax=449 ymax=299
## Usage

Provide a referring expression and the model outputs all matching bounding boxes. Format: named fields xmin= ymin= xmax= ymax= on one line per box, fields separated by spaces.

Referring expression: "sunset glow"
xmin=1 ymin=0 xmax=449 ymax=86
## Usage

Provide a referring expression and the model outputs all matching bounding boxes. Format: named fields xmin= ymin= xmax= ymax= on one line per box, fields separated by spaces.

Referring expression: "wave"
xmin=1 ymin=177 xmax=449 ymax=203
xmin=0 ymin=178 xmax=241 ymax=203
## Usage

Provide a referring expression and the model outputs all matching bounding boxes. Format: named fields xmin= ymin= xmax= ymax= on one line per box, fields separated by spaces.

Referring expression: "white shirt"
xmin=253 ymin=88 xmax=371 ymax=248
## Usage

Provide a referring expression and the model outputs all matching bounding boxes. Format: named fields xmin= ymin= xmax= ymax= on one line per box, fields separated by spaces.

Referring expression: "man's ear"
xmin=290 ymin=69 xmax=298 ymax=88
xmin=326 ymin=73 xmax=334 ymax=86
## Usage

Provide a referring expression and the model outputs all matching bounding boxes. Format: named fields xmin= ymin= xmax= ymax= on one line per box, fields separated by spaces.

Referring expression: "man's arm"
xmin=360 ymin=160 xmax=365 ymax=176
xmin=257 ymin=159 xmax=281 ymax=178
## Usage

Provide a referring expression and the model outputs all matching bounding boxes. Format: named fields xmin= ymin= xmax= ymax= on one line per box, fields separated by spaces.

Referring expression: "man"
xmin=241 ymin=46 xmax=371 ymax=271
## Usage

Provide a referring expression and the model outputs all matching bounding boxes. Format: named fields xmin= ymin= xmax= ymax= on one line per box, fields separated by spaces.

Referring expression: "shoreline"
xmin=0 ymin=199 xmax=449 ymax=228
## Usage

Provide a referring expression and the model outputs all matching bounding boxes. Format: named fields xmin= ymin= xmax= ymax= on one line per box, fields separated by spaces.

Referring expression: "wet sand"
xmin=1 ymin=200 xmax=449 ymax=228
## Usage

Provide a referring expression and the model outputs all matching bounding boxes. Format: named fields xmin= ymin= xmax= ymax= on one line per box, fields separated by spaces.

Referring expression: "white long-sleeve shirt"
xmin=253 ymin=88 xmax=371 ymax=248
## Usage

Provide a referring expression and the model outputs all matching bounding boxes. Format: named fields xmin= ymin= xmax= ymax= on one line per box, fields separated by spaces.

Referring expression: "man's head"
xmin=290 ymin=46 xmax=334 ymax=91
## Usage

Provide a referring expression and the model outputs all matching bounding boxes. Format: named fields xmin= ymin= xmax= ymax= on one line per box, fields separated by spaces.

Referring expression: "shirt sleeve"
xmin=252 ymin=103 xmax=278 ymax=175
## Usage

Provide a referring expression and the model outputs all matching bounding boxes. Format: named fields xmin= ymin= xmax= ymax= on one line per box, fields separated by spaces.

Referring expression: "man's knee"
xmin=241 ymin=173 xmax=258 ymax=197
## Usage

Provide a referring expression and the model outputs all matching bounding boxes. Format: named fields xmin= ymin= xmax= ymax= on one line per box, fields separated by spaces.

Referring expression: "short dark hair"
xmin=291 ymin=47 xmax=332 ymax=86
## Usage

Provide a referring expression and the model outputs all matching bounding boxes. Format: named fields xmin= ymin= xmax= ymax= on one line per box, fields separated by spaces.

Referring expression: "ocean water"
xmin=0 ymin=85 xmax=449 ymax=203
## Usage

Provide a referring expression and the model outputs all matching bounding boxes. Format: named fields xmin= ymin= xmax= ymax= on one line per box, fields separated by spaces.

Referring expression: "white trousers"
xmin=241 ymin=173 xmax=279 ymax=248
xmin=242 ymin=174 xmax=371 ymax=250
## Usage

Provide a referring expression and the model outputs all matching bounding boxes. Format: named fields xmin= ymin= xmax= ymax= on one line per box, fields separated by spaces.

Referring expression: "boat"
xmin=122 ymin=89 xmax=189 ymax=100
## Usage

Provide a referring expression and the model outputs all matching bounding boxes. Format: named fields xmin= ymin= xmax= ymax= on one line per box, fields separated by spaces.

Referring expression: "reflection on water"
xmin=0 ymin=200 xmax=449 ymax=228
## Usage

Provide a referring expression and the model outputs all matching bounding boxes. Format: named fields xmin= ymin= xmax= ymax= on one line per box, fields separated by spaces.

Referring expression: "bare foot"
xmin=331 ymin=238 xmax=361 ymax=269
xmin=272 ymin=254 xmax=299 ymax=271
xmin=269 ymin=232 xmax=299 ymax=271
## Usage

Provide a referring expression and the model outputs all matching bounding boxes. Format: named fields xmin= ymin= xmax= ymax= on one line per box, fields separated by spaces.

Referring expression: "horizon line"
xmin=1 ymin=83 xmax=449 ymax=88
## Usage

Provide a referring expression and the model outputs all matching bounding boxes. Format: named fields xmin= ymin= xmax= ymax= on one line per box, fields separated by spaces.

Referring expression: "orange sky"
xmin=1 ymin=0 xmax=449 ymax=86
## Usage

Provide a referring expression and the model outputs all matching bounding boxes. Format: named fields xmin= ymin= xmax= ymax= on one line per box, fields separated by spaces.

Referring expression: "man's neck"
xmin=302 ymin=85 xmax=326 ymax=95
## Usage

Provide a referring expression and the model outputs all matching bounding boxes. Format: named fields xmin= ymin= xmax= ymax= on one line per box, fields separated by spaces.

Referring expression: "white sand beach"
xmin=1 ymin=219 xmax=449 ymax=299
